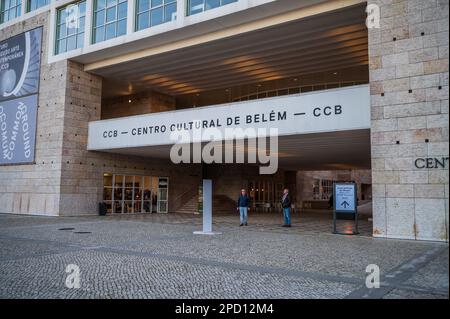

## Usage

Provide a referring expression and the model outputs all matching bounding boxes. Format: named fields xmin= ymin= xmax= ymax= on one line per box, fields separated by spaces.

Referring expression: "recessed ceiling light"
xmin=128 ymin=99 xmax=132 ymax=103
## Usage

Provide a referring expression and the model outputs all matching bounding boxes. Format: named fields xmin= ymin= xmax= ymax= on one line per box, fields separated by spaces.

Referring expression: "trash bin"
xmin=98 ymin=202 xmax=107 ymax=216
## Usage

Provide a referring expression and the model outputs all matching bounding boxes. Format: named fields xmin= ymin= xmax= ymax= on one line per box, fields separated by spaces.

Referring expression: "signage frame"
xmin=0 ymin=27 xmax=43 ymax=166
xmin=333 ymin=182 xmax=359 ymax=235
xmin=87 ymin=85 xmax=371 ymax=151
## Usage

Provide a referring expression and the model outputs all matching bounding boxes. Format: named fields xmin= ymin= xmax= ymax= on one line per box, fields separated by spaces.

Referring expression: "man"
xmin=281 ymin=188 xmax=291 ymax=227
xmin=237 ymin=189 xmax=250 ymax=226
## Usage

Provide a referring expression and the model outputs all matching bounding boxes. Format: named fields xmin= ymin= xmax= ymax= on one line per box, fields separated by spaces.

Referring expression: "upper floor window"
xmin=55 ymin=1 xmax=86 ymax=54
xmin=188 ymin=0 xmax=237 ymax=16
xmin=93 ymin=0 xmax=127 ymax=43
xmin=136 ymin=0 xmax=176 ymax=31
xmin=27 ymin=0 xmax=49 ymax=12
xmin=0 ymin=0 xmax=21 ymax=24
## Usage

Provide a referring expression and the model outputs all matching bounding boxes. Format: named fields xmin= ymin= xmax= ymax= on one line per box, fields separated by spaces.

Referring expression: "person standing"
xmin=237 ymin=189 xmax=250 ymax=226
xmin=281 ymin=188 xmax=291 ymax=227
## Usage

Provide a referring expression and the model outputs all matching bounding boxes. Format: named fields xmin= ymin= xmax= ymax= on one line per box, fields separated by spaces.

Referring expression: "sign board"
xmin=0 ymin=27 xmax=42 ymax=165
xmin=0 ymin=27 xmax=42 ymax=101
xmin=333 ymin=182 xmax=358 ymax=235
xmin=334 ymin=183 xmax=357 ymax=213
xmin=0 ymin=95 xmax=38 ymax=164
xmin=88 ymin=85 xmax=370 ymax=150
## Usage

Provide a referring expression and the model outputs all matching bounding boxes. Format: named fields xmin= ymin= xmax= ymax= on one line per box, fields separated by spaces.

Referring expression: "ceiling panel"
xmin=92 ymin=4 xmax=368 ymax=98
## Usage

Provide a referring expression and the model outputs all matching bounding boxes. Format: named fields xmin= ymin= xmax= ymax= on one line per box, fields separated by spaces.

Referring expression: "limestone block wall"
xmin=101 ymin=90 xmax=176 ymax=119
xmin=368 ymin=0 xmax=449 ymax=241
xmin=296 ymin=170 xmax=372 ymax=206
xmin=59 ymin=62 xmax=202 ymax=215
xmin=0 ymin=14 xmax=201 ymax=216
xmin=0 ymin=12 xmax=65 ymax=216
xmin=205 ymin=165 xmax=285 ymax=201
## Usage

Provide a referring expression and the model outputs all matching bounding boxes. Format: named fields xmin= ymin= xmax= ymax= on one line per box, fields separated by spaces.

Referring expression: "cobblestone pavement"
xmin=0 ymin=213 xmax=448 ymax=299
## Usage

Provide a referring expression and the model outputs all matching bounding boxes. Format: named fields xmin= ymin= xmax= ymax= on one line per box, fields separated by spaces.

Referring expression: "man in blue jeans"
xmin=237 ymin=189 xmax=250 ymax=226
xmin=281 ymin=188 xmax=291 ymax=227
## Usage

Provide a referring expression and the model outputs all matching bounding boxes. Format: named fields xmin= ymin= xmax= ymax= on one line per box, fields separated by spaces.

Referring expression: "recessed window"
xmin=55 ymin=1 xmax=86 ymax=55
xmin=93 ymin=0 xmax=127 ymax=43
xmin=188 ymin=0 xmax=237 ymax=16
xmin=27 ymin=0 xmax=49 ymax=13
xmin=0 ymin=0 xmax=21 ymax=24
xmin=135 ymin=0 xmax=176 ymax=31
xmin=103 ymin=174 xmax=169 ymax=214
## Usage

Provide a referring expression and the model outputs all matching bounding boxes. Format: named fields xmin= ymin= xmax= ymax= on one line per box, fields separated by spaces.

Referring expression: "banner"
xmin=88 ymin=85 xmax=370 ymax=150
xmin=0 ymin=27 xmax=42 ymax=165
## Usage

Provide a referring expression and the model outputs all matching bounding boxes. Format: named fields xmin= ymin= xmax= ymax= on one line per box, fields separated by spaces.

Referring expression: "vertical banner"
xmin=0 ymin=27 xmax=42 ymax=165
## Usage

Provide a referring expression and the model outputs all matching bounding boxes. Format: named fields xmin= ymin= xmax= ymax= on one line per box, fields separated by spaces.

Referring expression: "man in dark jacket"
xmin=237 ymin=189 xmax=250 ymax=226
xmin=281 ymin=188 xmax=291 ymax=227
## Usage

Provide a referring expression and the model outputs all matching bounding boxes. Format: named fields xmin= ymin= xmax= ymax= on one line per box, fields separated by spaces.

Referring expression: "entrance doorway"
xmin=102 ymin=174 xmax=169 ymax=214
xmin=247 ymin=180 xmax=286 ymax=213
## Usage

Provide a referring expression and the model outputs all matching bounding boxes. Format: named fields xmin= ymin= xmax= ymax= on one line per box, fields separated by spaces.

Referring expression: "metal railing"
xmin=232 ymin=80 xmax=367 ymax=102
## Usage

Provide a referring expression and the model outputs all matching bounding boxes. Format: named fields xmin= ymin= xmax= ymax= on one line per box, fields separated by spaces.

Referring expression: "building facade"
xmin=0 ymin=0 xmax=448 ymax=242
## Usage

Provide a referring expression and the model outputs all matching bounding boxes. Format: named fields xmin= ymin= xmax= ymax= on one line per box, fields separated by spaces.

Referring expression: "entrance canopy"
xmin=85 ymin=2 xmax=371 ymax=171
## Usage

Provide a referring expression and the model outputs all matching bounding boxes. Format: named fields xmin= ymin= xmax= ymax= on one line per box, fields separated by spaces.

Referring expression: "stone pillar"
xmin=368 ymin=0 xmax=449 ymax=241
xmin=58 ymin=61 xmax=103 ymax=216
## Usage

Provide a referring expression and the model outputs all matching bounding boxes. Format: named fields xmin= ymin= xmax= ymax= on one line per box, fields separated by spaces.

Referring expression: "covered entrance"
xmin=83 ymin=3 xmax=371 ymax=234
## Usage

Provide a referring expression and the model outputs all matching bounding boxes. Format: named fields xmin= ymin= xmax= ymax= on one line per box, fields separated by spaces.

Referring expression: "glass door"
xmin=113 ymin=175 xmax=124 ymax=213
xmin=143 ymin=176 xmax=152 ymax=213
xmin=124 ymin=176 xmax=134 ymax=213
xmin=157 ymin=177 xmax=169 ymax=213
xmin=134 ymin=176 xmax=143 ymax=212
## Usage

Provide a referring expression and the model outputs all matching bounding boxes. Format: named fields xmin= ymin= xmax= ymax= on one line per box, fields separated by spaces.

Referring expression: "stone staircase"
xmin=174 ymin=194 xmax=237 ymax=214
xmin=174 ymin=194 xmax=199 ymax=214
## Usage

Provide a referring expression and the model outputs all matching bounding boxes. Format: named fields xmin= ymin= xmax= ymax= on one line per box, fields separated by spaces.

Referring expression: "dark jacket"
xmin=237 ymin=194 xmax=250 ymax=207
xmin=281 ymin=193 xmax=291 ymax=208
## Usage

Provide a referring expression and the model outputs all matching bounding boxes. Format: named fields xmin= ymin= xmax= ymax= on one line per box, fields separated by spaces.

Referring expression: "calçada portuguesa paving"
xmin=0 ymin=212 xmax=448 ymax=299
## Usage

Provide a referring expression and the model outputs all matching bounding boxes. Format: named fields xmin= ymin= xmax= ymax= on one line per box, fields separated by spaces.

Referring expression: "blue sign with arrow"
xmin=334 ymin=183 xmax=356 ymax=213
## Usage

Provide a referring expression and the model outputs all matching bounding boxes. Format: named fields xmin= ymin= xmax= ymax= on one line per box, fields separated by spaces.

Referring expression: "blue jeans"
xmin=283 ymin=207 xmax=291 ymax=226
xmin=239 ymin=207 xmax=248 ymax=225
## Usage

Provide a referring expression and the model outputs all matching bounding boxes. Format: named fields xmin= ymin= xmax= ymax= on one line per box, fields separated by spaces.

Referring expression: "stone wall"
xmin=296 ymin=170 xmax=372 ymax=205
xmin=205 ymin=164 xmax=286 ymax=201
xmin=101 ymin=91 xmax=176 ymax=119
xmin=0 ymin=13 xmax=201 ymax=216
xmin=368 ymin=0 xmax=449 ymax=241
xmin=58 ymin=62 xmax=202 ymax=215
xmin=0 ymin=12 xmax=64 ymax=216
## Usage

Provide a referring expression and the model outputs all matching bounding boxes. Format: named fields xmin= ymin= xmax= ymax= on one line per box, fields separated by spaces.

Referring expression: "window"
xmin=93 ymin=0 xmax=127 ymax=43
xmin=188 ymin=0 xmax=237 ymax=16
xmin=27 ymin=0 xmax=49 ymax=12
xmin=313 ymin=179 xmax=334 ymax=200
xmin=103 ymin=174 xmax=168 ymax=214
xmin=135 ymin=0 xmax=176 ymax=31
xmin=55 ymin=1 xmax=86 ymax=54
xmin=0 ymin=0 xmax=21 ymax=24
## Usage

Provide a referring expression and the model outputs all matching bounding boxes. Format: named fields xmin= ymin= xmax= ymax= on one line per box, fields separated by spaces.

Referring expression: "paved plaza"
xmin=0 ymin=212 xmax=448 ymax=299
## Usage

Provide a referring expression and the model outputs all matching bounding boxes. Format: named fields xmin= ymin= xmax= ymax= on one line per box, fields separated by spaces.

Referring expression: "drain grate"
xmin=58 ymin=228 xmax=75 ymax=231
xmin=74 ymin=231 xmax=91 ymax=234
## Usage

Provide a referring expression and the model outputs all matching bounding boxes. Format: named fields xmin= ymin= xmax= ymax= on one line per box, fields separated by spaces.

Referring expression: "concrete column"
xmin=194 ymin=179 xmax=221 ymax=235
